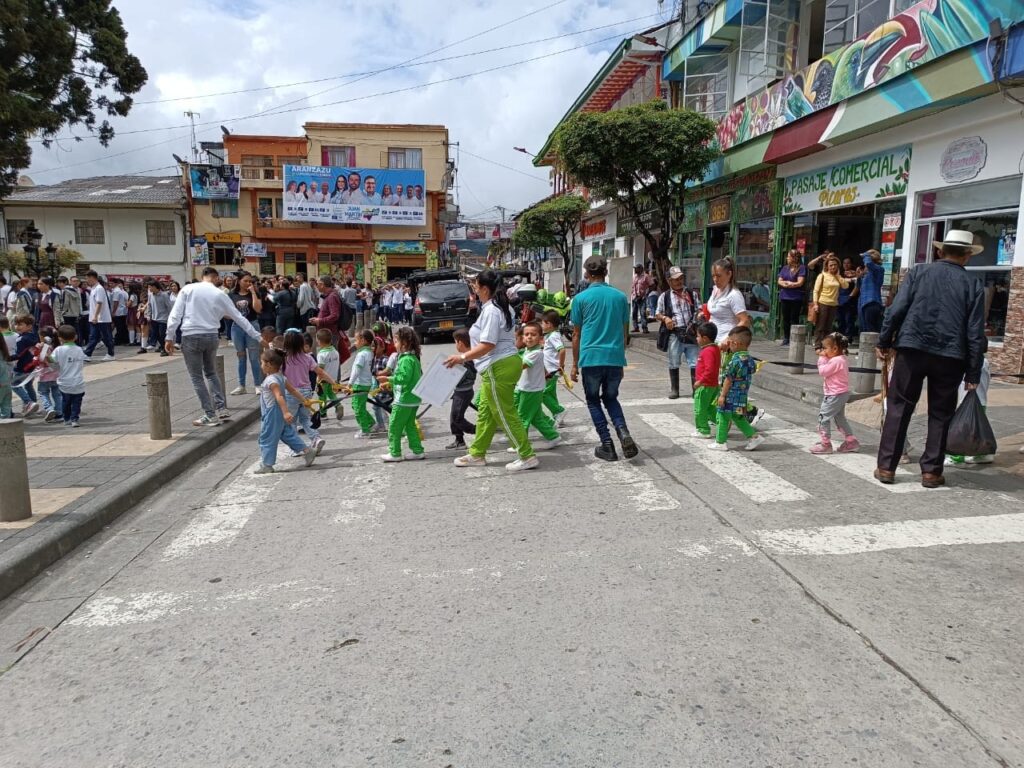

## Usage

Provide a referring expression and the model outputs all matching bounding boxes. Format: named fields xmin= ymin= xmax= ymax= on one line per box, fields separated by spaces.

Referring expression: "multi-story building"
xmin=1 ymin=175 xmax=190 ymax=283
xmin=187 ymin=122 xmax=455 ymax=284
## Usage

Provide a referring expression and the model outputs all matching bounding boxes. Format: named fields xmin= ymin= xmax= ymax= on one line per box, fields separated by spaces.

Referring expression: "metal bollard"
xmin=788 ymin=325 xmax=807 ymax=375
xmin=854 ymin=332 xmax=880 ymax=395
xmin=215 ymin=354 xmax=227 ymax=400
xmin=147 ymin=372 xmax=172 ymax=440
xmin=0 ymin=419 xmax=32 ymax=522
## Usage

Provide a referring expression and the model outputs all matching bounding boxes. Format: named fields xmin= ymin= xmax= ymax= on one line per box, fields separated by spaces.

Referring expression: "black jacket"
xmin=878 ymin=260 xmax=985 ymax=383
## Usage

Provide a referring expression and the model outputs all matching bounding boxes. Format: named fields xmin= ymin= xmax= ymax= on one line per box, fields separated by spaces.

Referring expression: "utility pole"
xmin=495 ymin=206 xmax=507 ymax=223
xmin=184 ymin=111 xmax=201 ymax=162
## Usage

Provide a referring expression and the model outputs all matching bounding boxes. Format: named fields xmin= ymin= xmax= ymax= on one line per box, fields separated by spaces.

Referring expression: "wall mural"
xmin=716 ymin=0 xmax=1021 ymax=151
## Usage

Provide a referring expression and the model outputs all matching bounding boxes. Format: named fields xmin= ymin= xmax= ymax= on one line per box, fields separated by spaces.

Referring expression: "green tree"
xmin=513 ymin=194 xmax=588 ymax=291
xmin=553 ymin=101 xmax=719 ymax=288
xmin=0 ymin=0 xmax=148 ymax=198
xmin=0 ymin=245 xmax=84 ymax=278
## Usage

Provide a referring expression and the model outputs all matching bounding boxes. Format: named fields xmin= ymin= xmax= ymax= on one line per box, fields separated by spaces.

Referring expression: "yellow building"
xmin=187 ymin=122 xmax=454 ymax=282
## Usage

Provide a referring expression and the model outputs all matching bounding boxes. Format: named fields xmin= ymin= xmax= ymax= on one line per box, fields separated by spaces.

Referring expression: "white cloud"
xmin=26 ymin=0 xmax=668 ymax=217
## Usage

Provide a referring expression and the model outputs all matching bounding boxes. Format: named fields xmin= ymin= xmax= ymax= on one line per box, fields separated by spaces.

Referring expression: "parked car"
xmin=408 ymin=269 xmax=477 ymax=342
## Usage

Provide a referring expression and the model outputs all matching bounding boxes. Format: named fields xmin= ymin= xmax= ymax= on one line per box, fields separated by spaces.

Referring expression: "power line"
xmin=30 ymin=132 xmax=192 ymax=176
xmin=459 ymin=147 xmax=550 ymax=183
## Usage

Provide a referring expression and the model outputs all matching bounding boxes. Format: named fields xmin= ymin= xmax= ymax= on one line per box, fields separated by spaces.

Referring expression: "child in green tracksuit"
xmin=347 ymin=329 xmax=376 ymax=438
xmin=711 ymin=326 xmax=765 ymax=452
xmin=541 ymin=311 xmax=566 ymax=425
xmin=692 ymin=322 xmax=720 ymax=438
xmin=513 ymin=321 xmax=562 ymax=450
xmin=378 ymin=326 xmax=424 ymax=462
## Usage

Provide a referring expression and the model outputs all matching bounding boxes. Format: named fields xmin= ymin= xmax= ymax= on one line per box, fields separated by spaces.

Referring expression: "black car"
xmin=408 ymin=269 xmax=477 ymax=342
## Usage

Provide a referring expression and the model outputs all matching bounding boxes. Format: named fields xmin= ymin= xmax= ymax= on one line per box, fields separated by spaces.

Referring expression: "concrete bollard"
xmin=788 ymin=325 xmax=807 ymax=375
xmin=0 ymin=419 xmax=32 ymax=522
xmin=215 ymin=354 xmax=227 ymax=400
xmin=354 ymin=311 xmax=364 ymax=332
xmin=854 ymin=332 xmax=880 ymax=395
xmin=363 ymin=310 xmax=373 ymax=329
xmin=146 ymin=372 xmax=172 ymax=440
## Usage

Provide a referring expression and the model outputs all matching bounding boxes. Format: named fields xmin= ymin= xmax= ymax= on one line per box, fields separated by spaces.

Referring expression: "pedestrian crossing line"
xmin=563 ymin=397 xmax=693 ymax=410
xmin=572 ymin=445 xmax=681 ymax=512
xmin=640 ymin=412 xmax=810 ymax=504
xmin=759 ymin=415 xmax=940 ymax=494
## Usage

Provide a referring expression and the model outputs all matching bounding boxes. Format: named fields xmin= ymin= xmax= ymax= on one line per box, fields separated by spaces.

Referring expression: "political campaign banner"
xmin=189 ymin=164 xmax=240 ymax=200
xmin=282 ymin=165 xmax=426 ymax=226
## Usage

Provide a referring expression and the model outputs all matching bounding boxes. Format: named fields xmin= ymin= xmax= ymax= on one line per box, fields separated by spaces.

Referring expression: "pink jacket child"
xmin=811 ymin=335 xmax=859 ymax=454
xmin=35 ymin=336 xmax=63 ymax=421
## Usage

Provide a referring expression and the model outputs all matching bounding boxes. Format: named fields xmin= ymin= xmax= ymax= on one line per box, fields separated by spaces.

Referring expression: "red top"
xmin=695 ymin=344 xmax=721 ymax=388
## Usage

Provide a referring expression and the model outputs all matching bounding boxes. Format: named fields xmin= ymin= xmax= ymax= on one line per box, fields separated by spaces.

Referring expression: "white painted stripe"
xmin=161 ymin=472 xmax=281 ymax=561
xmin=755 ymin=513 xmax=1024 ymax=556
xmin=760 ymin=415 xmax=937 ymax=494
xmin=573 ymin=445 xmax=680 ymax=511
xmin=563 ymin=397 xmax=693 ymax=410
xmin=640 ymin=412 xmax=810 ymax=504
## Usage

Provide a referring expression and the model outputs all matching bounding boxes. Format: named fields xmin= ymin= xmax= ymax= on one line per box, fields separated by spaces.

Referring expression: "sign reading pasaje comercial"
xmin=282 ymin=165 xmax=426 ymax=226
xmin=783 ymin=146 xmax=911 ymax=214
xmin=189 ymin=164 xmax=240 ymax=200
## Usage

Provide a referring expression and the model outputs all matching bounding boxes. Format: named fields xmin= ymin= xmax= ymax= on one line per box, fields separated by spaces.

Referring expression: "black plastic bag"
xmin=945 ymin=390 xmax=997 ymax=456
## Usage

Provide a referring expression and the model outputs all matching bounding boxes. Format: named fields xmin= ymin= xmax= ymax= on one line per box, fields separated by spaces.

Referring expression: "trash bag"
xmin=945 ymin=390 xmax=997 ymax=456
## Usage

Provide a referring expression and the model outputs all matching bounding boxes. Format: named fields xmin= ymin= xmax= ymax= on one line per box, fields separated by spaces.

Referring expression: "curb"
xmin=0 ymin=404 xmax=260 ymax=602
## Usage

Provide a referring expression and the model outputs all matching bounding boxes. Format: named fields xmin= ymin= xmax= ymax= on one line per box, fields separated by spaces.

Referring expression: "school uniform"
xmin=542 ymin=330 xmax=565 ymax=419
xmin=515 ymin=346 xmax=560 ymax=442
xmin=386 ymin=352 xmax=424 ymax=457
xmin=348 ymin=346 xmax=376 ymax=434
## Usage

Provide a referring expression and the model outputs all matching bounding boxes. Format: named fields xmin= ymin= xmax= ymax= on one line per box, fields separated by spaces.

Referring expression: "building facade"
xmin=1 ymin=176 xmax=189 ymax=283
xmin=187 ymin=123 xmax=454 ymax=284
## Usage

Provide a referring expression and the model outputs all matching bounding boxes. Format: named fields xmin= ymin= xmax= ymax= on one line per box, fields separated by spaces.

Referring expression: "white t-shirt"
xmin=707 ymin=286 xmax=747 ymax=343
xmin=110 ymin=287 xmax=129 ymax=317
xmin=469 ymin=301 xmax=518 ymax=374
xmin=51 ymin=343 xmax=87 ymax=394
xmin=542 ymin=331 xmax=565 ymax=374
xmin=403 ymin=293 xmax=412 ymax=310
xmin=517 ymin=347 xmax=546 ymax=392
xmin=317 ymin=346 xmax=341 ymax=382
xmin=88 ymin=284 xmax=112 ymax=323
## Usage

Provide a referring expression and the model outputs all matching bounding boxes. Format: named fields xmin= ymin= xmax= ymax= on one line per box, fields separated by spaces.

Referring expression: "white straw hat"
xmin=932 ymin=229 xmax=983 ymax=255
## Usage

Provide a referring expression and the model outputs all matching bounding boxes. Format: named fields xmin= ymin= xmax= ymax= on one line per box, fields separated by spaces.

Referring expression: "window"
xmin=241 ymin=155 xmax=275 ymax=180
xmin=824 ymin=0 xmax=917 ymax=54
xmin=210 ymin=246 xmax=237 ymax=266
xmin=212 ymin=200 xmax=239 ymax=218
xmin=5 ymin=219 xmax=34 ymax=244
xmin=74 ymin=219 xmax=105 ymax=245
xmin=387 ymin=147 xmax=423 ymax=169
xmin=322 ymin=146 xmax=355 ymax=166
xmin=284 ymin=252 xmax=307 ymax=277
xmin=145 ymin=220 xmax=176 ymax=245
xmin=317 ymin=253 xmax=354 ymax=277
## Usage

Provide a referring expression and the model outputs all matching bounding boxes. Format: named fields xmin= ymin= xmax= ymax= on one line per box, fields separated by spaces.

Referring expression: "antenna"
xmin=184 ymin=111 xmax=201 ymax=162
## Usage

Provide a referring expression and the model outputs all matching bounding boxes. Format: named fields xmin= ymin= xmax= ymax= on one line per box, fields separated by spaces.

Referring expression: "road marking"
xmin=563 ymin=397 xmax=692 ymax=410
xmin=760 ymin=415 xmax=938 ymax=494
xmin=333 ymin=464 xmax=390 ymax=536
xmin=573 ymin=445 xmax=680 ymax=511
xmin=161 ymin=471 xmax=281 ymax=561
xmin=640 ymin=412 xmax=810 ymax=504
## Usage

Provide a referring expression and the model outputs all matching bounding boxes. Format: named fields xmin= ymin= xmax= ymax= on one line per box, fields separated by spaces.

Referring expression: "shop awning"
xmin=663 ymin=0 xmax=745 ymax=80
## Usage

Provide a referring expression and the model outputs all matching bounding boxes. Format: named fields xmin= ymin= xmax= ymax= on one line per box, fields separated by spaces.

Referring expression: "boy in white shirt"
xmin=45 ymin=324 xmax=88 ymax=426
xmin=512 ymin=321 xmax=561 ymax=451
xmin=541 ymin=310 xmax=567 ymax=426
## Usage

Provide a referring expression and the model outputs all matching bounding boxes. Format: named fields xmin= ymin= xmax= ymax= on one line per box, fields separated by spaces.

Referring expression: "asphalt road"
xmin=0 ymin=341 xmax=1021 ymax=767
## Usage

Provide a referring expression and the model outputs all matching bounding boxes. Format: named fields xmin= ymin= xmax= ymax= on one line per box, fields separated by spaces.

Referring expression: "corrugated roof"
xmin=4 ymin=175 xmax=183 ymax=207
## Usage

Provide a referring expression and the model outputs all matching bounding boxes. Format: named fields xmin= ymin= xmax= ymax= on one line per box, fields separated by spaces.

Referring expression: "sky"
xmin=25 ymin=0 xmax=671 ymax=222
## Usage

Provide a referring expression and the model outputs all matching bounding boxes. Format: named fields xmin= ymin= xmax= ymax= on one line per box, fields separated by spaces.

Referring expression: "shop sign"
xmin=940 ymin=137 xmax=987 ymax=184
xmin=374 ymin=240 xmax=426 ymax=255
xmin=241 ymin=243 xmax=267 ymax=259
xmin=204 ymin=232 xmax=242 ymax=244
xmin=708 ymin=196 xmax=731 ymax=225
xmin=998 ymin=226 xmax=1016 ymax=266
xmin=733 ymin=184 xmax=774 ymax=221
xmin=616 ymin=202 xmax=662 ymax=238
xmin=882 ymin=213 xmax=902 ymax=232
xmin=685 ymin=167 xmax=776 ymax=203
xmin=581 ymin=218 xmax=608 ymax=239
xmin=680 ymin=200 xmax=707 ymax=232
xmin=782 ymin=145 xmax=911 ymax=214
xmin=106 ymin=273 xmax=172 ymax=284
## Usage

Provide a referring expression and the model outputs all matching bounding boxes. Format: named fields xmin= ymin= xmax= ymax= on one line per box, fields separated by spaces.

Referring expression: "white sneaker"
xmin=534 ymin=437 xmax=563 ymax=451
xmin=23 ymin=402 xmax=40 ymax=417
xmin=253 ymin=465 xmax=275 ymax=475
xmin=230 ymin=385 xmax=247 ymax=395
xmin=289 ymin=450 xmax=305 ymax=458
xmin=217 ymin=409 xmax=232 ymax=421
xmin=748 ymin=407 xmax=765 ymax=427
xmin=708 ymin=442 xmax=729 ymax=451
xmin=691 ymin=431 xmax=712 ymax=439
xmin=745 ymin=435 xmax=765 ymax=451
xmin=944 ymin=455 xmax=963 ymax=467
xmin=553 ymin=412 xmax=566 ymax=427
xmin=454 ymin=454 xmax=486 ymax=467
xmin=382 ymin=453 xmax=404 ymax=463
xmin=313 ymin=437 xmax=326 ymax=456
xmin=354 ymin=431 xmax=371 ymax=440
xmin=506 ymin=455 xmax=539 ymax=472
xmin=965 ymin=454 xmax=995 ymax=464
xmin=405 ymin=452 xmax=426 ymax=461
xmin=193 ymin=415 xmax=221 ymax=427
xmin=102 ymin=354 xmax=115 ymax=362
xmin=494 ymin=433 xmax=508 ymax=443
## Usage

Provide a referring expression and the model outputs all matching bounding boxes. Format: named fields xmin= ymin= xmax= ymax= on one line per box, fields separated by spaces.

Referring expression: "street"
xmin=0 ymin=341 xmax=1021 ymax=767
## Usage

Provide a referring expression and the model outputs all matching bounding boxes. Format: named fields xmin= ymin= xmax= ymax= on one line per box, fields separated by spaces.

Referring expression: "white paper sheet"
xmin=412 ymin=356 xmax=466 ymax=406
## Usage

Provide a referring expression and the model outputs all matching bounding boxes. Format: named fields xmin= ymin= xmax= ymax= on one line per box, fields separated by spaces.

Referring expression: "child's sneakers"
xmin=691 ymin=430 xmax=712 ymax=439
xmin=405 ymin=452 xmax=426 ymax=461
xmin=534 ymin=437 xmax=563 ymax=451
xmin=553 ymin=412 xmax=566 ymax=428
xmin=453 ymin=454 xmax=486 ymax=467
xmin=312 ymin=437 xmax=326 ymax=456
xmin=744 ymin=435 xmax=765 ymax=451
xmin=355 ymin=431 xmax=371 ymax=440
xmin=965 ymin=454 xmax=995 ymax=464
xmin=810 ymin=441 xmax=833 ymax=454
xmin=254 ymin=465 xmax=275 ymax=475
xmin=382 ymin=453 xmax=404 ymax=463
xmin=44 ymin=410 xmax=59 ymax=423
xmin=445 ymin=439 xmax=466 ymax=450
xmin=304 ymin=448 xmax=317 ymax=467
xmin=708 ymin=441 xmax=728 ymax=451
xmin=506 ymin=455 xmax=539 ymax=472
xmin=836 ymin=436 xmax=860 ymax=453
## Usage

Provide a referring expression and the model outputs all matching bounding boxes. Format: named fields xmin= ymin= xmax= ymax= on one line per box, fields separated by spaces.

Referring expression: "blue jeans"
xmin=646 ymin=293 xmax=658 ymax=322
xmin=13 ymin=377 xmax=36 ymax=405
xmin=84 ymin=321 xmax=115 ymax=357
xmin=231 ymin=320 xmax=263 ymax=388
xmin=859 ymin=301 xmax=883 ymax=334
xmin=147 ymin=320 xmax=167 ymax=349
xmin=581 ymin=366 xmax=627 ymax=444
xmin=259 ymin=399 xmax=307 ymax=467
xmin=631 ymin=297 xmax=647 ymax=330
xmin=181 ymin=334 xmax=224 ymax=417
xmin=285 ymin=386 xmax=319 ymax=441
xmin=668 ymin=334 xmax=699 ymax=371
xmin=62 ymin=391 xmax=84 ymax=423
xmin=38 ymin=380 xmax=63 ymax=414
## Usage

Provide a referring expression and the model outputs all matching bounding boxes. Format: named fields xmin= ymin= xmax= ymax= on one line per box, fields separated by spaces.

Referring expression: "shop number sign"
xmin=708 ymin=196 xmax=731 ymax=224
xmin=940 ymin=136 xmax=987 ymax=183
xmin=783 ymin=145 xmax=911 ymax=214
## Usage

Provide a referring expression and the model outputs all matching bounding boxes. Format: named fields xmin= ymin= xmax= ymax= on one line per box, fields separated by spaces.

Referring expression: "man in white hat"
xmin=874 ymin=230 xmax=986 ymax=489
xmin=654 ymin=265 xmax=700 ymax=399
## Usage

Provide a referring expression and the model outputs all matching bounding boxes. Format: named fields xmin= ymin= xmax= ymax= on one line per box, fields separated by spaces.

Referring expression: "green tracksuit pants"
xmin=388 ymin=404 xmax=424 ymax=457
xmin=351 ymin=384 xmax=375 ymax=434
xmin=542 ymin=375 xmax=564 ymax=417
xmin=516 ymin=389 xmax=560 ymax=441
xmin=693 ymin=385 xmax=719 ymax=435
xmin=716 ymin=410 xmax=757 ymax=444
xmin=470 ymin=353 xmax=533 ymax=459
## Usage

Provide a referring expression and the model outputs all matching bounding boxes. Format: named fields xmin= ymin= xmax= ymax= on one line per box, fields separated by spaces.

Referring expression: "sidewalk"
xmin=0 ymin=341 xmax=260 ymax=600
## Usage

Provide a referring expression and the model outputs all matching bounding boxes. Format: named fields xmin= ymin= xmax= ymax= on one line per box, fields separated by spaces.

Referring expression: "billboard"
xmin=282 ymin=164 xmax=426 ymax=226
xmin=189 ymin=164 xmax=240 ymax=200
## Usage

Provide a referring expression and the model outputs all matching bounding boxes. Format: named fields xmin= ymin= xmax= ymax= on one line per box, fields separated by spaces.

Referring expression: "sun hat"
xmin=667 ymin=266 xmax=684 ymax=280
xmin=932 ymin=229 xmax=983 ymax=255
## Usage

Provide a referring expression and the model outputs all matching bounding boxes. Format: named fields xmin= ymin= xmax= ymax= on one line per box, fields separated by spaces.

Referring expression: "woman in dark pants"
xmin=776 ymin=249 xmax=806 ymax=347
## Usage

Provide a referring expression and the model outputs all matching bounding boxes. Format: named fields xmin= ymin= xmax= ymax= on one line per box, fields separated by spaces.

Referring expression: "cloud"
xmin=26 ymin=0 xmax=667 ymax=217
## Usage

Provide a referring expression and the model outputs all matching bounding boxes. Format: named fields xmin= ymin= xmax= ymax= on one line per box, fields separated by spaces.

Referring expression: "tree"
xmin=0 ymin=245 xmax=84 ymax=278
xmin=0 ymin=1 xmax=148 ymax=198
xmin=513 ymin=194 xmax=588 ymax=291
xmin=553 ymin=101 xmax=719 ymax=289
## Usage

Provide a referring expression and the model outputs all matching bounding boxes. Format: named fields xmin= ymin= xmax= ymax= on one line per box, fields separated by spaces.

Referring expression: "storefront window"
xmin=918 ymin=176 xmax=1021 ymax=218
xmin=318 ymin=253 xmax=355 ymax=277
xmin=283 ymin=252 xmax=306 ymax=277
xmin=734 ymin=217 xmax=774 ymax=313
